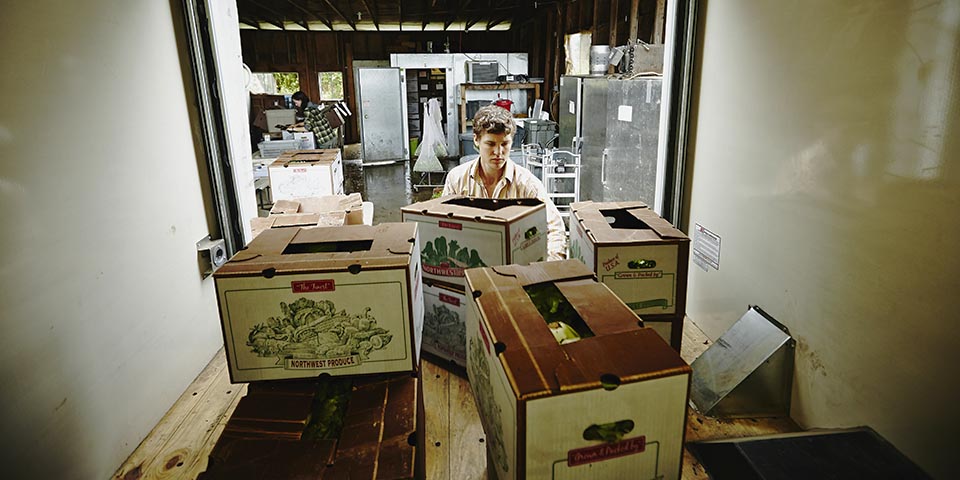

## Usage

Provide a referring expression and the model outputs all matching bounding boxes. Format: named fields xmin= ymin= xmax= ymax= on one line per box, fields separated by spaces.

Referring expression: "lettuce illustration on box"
xmin=421 ymin=235 xmax=486 ymax=277
xmin=247 ymin=298 xmax=393 ymax=361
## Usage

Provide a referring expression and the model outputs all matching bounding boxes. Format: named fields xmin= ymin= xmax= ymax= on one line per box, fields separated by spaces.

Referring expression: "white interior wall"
xmin=0 ymin=1 xmax=224 ymax=478
xmin=685 ymin=1 xmax=959 ymax=477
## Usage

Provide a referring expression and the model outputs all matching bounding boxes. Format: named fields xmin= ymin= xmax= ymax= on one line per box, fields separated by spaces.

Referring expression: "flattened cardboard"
xmin=401 ymin=195 xmax=548 ymax=288
xmin=214 ymin=223 xmax=423 ymax=382
xmin=569 ymin=201 xmax=691 ymax=350
xmin=464 ymin=260 xmax=691 ymax=480
xmin=201 ymin=373 xmax=423 ymax=480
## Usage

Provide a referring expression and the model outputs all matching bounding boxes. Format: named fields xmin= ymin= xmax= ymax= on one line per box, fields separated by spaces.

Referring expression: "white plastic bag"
xmin=414 ymin=98 xmax=448 ymax=172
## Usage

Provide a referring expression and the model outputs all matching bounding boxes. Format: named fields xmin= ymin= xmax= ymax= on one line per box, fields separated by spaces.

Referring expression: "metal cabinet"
xmin=558 ymin=76 xmax=584 ymax=151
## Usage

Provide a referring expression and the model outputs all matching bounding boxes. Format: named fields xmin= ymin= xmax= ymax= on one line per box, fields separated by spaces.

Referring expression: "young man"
xmin=442 ymin=105 xmax=567 ymax=260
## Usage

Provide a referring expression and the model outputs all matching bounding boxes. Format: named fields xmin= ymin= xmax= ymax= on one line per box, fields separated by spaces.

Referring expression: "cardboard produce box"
xmin=250 ymin=193 xmax=365 ymax=239
xmin=214 ymin=223 xmax=423 ymax=382
xmin=465 ymin=260 xmax=691 ymax=480
xmin=271 ymin=193 xmax=364 ymax=225
xmin=569 ymin=201 xmax=690 ymax=351
xmin=421 ymin=278 xmax=468 ymax=366
xmin=401 ymin=196 xmax=547 ymax=288
xmin=269 ymin=149 xmax=344 ymax=201
xmin=199 ymin=372 xmax=425 ymax=479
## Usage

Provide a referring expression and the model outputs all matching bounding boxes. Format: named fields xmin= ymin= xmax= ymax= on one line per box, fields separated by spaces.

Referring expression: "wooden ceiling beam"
xmin=284 ymin=0 xmax=333 ymax=30
xmin=319 ymin=0 xmax=357 ymax=30
xmin=445 ymin=0 xmax=474 ymax=30
xmin=485 ymin=14 xmax=510 ymax=30
xmin=239 ymin=16 xmax=261 ymax=29
xmin=357 ymin=0 xmax=379 ymax=30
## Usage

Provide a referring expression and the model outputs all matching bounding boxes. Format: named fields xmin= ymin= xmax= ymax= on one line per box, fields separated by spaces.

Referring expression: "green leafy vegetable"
xmin=524 ymin=282 xmax=595 ymax=345
xmin=302 ymin=377 xmax=353 ymax=440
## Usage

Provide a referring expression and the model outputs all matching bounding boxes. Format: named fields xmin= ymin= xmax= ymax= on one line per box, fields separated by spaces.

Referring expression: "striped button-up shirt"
xmin=442 ymin=158 xmax=567 ymax=260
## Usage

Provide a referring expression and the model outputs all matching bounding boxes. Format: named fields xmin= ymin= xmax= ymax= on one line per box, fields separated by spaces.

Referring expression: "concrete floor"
xmin=341 ymin=147 xmax=464 ymax=224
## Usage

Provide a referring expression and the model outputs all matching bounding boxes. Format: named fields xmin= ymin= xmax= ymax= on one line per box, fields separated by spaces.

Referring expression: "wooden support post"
xmin=653 ymin=0 xmax=667 ymax=44
xmin=628 ymin=0 xmax=640 ymax=43
xmin=344 ymin=39 xmax=358 ymax=143
xmin=609 ymin=0 xmax=620 ymax=46
xmin=592 ymin=0 xmax=601 ymax=38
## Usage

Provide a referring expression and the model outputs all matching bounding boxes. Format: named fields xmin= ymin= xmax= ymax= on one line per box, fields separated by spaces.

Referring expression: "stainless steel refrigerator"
xmin=355 ymin=68 xmax=409 ymax=165
xmin=558 ymin=76 xmax=584 ymax=151
xmin=577 ymin=76 xmax=610 ymax=203
xmin=577 ymin=76 xmax=662 ymax=205
xmin=601 ymin=77 xmax=662 ymax=205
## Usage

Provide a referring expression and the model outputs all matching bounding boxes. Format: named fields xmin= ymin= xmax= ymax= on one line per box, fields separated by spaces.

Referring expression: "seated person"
xmin=443 ymin=105 xmax=567 ymax=261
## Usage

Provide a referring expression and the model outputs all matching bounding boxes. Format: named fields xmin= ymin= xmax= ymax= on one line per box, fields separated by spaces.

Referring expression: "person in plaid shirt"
xmin=304 ymin=104 xmax=339 ymax=148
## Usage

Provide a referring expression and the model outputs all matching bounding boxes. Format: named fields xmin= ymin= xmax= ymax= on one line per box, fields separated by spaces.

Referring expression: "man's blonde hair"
xmin=473 ymin=104 xmax=516 ymax=138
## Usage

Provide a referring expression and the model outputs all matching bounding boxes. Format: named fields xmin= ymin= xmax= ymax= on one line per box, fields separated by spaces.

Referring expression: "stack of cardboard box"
xmin=401 ymin=196 xmax=548 ymax=367
xmin=203 ymin=223 xmax=425 ymax=478
xmin=569 ymin=201 xmax=691 ymax=351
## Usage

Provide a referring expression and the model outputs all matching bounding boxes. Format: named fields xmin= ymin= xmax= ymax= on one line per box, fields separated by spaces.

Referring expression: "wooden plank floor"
xmin=114 ymin=319 xmax=798 ymax=479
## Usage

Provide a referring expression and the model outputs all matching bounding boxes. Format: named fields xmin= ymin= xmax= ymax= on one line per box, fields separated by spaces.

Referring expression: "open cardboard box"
xmin=465 ymin=260 xmax=690 ymax=480
xmin=569 ymin=201 xmax=690 ymax=351
xmin=198 ymin=372 xmax=424 ymax=479
xmin=250 ymin=193 xmax=364 ymax=239
xmin=214 ymin=223 xmax=423 ymax=382
xmin=401 ymin=196 xmax=548 ymax=289
xmin=269 ymin=149 xmax=344 ymax=200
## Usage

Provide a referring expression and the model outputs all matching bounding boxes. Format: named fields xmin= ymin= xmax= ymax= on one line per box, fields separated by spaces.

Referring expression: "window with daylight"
xmin=318 ymin=71 xmax=344 ymax=100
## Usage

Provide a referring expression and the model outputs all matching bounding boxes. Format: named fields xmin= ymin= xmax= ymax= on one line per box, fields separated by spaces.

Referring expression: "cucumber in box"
xmin=214 ymin=223 xmax=423 ymax=382
xmin=401 ymin=196 xmax=548 ymax=289
xmin=465 ymin=260 xmax=691 ymax=480
xmin=569 ymin=201 xmax=690 ymax=351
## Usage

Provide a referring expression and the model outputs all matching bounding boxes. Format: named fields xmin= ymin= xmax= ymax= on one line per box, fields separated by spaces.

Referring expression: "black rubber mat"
xmin=687 ymin=427 xmax=931 ymax=480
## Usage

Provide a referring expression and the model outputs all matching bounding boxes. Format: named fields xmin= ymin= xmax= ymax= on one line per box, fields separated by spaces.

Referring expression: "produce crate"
xmin=465 ymin=260 xmax=691 ymax=480
xmin=258 ymin=139 xmax=302 ymax=158
xmin=401 ymin=196 xmax=547 ymax=289
xmin=198 ymin=372 xmax=425 ymax=479
xmin=569 ymin=201 xmax=690 ymax=351
xmin=268 ymin=149 xmax=344 ymax=201
xmin=421 ymin=278 xmax=468 ymax=367
xmin=214 ymin=223 xmax=423 ymax=382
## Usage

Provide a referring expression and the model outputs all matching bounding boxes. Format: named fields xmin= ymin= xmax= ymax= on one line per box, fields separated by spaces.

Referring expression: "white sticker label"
xmin=568 ymin=100 xmax=576 ymax=114
xmin=618 ymin=105 xmax=633 ymax=122
xmin=646 ymin=81 xmax=653 ymax=103
xmin=693 ymin=223 xmax=721 ymax=270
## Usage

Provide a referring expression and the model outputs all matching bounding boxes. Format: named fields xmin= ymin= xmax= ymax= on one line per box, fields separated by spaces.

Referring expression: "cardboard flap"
xmin=466 ymin=260 xmax=689 ymax=399
xmin=215 ymin=224 xmax=416 ymax=276
xmin=271 ymin=149 xmax=340 ymax=168
xmin=270 ymin=199 xmax=301 ymax=214
xmin=509 ymin=260 xmax=595 ymax=287
xmin=573 ymin=201 xmax=688 ymax=243
xmin=272 ymin=213 xmax=321 ymax=228
xmin=295 ymin=193 xmax=362 ymax=214
xmin=402 ymin=195 xmax=545 ymax=224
